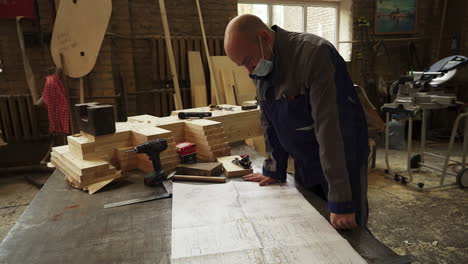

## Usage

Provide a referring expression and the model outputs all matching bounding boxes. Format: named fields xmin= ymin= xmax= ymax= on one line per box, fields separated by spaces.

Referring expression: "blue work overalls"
xmin=257 ymin=52 xmax=369 ymax=225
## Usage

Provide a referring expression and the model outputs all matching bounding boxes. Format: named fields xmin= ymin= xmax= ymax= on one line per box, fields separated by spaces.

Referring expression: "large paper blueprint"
xmin=171 ymin=181 xmax=367 ymax=264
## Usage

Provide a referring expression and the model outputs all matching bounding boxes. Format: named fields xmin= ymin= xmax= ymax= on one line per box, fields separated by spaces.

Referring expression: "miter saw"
xmin=381 ymin=55 xmax=468 ymax=190
xmin=382 ymin=55 xmax=467 ymax=113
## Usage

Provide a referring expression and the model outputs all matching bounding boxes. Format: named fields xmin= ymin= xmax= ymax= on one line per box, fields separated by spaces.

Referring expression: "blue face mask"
xmin=249 ymin=37 xmax=273 ymax=80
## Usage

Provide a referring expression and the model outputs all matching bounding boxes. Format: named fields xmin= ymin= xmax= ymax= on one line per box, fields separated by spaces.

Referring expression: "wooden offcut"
xmin=176 ymin=162 xmax=222 ymax=176
xmin=217 ymin=155 xmax=253 ymax=178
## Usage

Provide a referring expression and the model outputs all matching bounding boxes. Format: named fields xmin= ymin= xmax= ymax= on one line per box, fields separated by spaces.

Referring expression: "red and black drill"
xmin=127 ymin=139 xmax=168 ymax=186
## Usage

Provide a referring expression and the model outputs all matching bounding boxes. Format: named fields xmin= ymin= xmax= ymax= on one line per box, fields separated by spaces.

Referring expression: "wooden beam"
xmin=195 ymin=0 xmax=220 ymax=104
xmin=158 ymin=0 xmax=183 ymax=110
xmin=188 ymin=51 xmax=208 ymax=107
xmin=436 ymin=0 xmax=448 ymax=60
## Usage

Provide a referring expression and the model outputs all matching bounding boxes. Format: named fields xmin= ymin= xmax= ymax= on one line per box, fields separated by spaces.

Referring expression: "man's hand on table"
xmin=242 ymin=173 xmax=357 ymax=230
xmin=242 ymin=173 xmax=278 ymax=186
xmin=330 ymin=212 xmax=357 ymax=230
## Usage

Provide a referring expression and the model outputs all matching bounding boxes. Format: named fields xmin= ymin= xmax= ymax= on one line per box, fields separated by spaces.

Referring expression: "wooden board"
xmin=220 ymin=68 xmax=237 ymax=105
xmin=172 ymin=175 xmax=226 ymax=183
xmin=51 ymin=0 xmax=112 ymax=78
xmin=217 ymin=155 xmax=253 ymax=178
xmin=232 ymin=67 xmax=256 ymax=104
xmin=88 ymin=178 xmax=115 ymax=195
xmin=0 ymin=130 xmax=6 ymax=147
xmin=188 ymin=51 xmax=207 ymax=107
xmin=158 ymin=0 xmax=183 ymax=110
xmin=210 ymin=56 xmax=238 ymax=104
xmin=175 ymin=162 xmax=222 ymax=176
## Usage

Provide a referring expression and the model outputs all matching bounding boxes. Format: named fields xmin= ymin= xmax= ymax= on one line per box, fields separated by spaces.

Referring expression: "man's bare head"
xmin=224 ymin=15 xmax=275 ymax=74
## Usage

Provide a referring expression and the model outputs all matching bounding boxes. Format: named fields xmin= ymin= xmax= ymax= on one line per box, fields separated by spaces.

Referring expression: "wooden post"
xmin=59 ymin=54 xmax=75 ymax=134
xmin=158 ymin=0 xmax=183 ymax=110
xmin=436 ymin=0 xmax=448 ymax=60
xmin=79 ymin=77 xmax=85 ymax=104
xmin=195 ymin=0 xmax=220 ymax=105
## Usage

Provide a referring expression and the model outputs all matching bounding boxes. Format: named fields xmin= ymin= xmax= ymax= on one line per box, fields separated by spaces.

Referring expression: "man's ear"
xmin=258 ymin=30 xmax=269 ymax=42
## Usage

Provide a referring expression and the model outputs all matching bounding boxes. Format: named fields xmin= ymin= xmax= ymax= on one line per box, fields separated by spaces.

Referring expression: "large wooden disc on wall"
xmin=51 ymin=0 xmax=112 ymax=78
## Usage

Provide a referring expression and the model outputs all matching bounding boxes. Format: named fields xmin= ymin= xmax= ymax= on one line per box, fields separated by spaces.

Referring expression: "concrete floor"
xmin=368 ymin=143 xmax=468 ymax=264
xmin=0 ymin=143 xmax=467 ymax=263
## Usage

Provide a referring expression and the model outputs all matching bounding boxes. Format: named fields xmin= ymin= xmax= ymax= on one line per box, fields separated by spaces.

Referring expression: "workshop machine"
xmin=381 ymin=55 xmax=468 ymax=190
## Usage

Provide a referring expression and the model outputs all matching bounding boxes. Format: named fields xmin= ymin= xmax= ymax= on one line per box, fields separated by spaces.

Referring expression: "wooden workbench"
xmin=0 ymin=144 xmax=415 ymax=263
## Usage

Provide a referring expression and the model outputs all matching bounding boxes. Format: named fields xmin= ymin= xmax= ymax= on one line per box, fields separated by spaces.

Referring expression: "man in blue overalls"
xmin=224 ymin=15 xmax=369 ymax=229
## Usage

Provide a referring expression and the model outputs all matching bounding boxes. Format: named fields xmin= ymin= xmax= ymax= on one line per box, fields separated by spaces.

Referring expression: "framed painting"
xmin=374 ymin=0 xmax=417 ymax=35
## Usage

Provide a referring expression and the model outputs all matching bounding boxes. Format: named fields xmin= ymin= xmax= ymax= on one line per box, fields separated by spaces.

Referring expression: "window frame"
xmin=238 ymin=1 xmax=340 ymax=47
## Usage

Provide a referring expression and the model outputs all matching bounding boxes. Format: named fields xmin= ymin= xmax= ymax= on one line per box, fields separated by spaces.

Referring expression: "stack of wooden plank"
xmin=113 ymin=146 xmax=137 ymax=172
xmin=184 ymin=119 xmax=231 ymax=161
xmin=172 ymin=105 xmax=262 ymax=143
xmin=50 ymin=106 xmax=263 ymax=194
xmin=51 ymin=122 xmax=180 ymax=193
xmin=128 ymin=115 xmax=185 ymax=143
xmin=67 ymin=124 xmax=132 ymax=161
xmin=51 ymin=145 xmax=121 ymax=191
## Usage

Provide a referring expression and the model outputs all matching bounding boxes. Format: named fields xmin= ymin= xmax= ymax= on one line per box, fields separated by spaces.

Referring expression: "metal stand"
xmin=384 ymin=108 xmax=468 ymax=191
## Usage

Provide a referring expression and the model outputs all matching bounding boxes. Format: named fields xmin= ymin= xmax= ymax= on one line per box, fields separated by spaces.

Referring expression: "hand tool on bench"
xmin=178 ymin=111 xmax=212 ymax=119
xmin=232 ymin=155 xmax=252 ymax=169
xmin=104 ymin=139 xmax=173 ymax=209
xmin=209 ymin=104 xmax=234 ymax=111
xmin=241 ymin=104 xmax=258 ymax=110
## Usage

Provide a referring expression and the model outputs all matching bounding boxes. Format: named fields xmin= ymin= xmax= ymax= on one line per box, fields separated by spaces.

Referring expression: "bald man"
xmin=225 ymin=15 xmax=369 ymax=229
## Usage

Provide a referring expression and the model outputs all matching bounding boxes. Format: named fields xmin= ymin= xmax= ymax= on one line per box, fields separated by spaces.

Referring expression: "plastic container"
xmin=388 ymin=114 xmax=405 ymax=150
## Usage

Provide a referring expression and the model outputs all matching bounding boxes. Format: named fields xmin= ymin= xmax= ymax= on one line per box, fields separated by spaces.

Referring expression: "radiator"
xmin=0 ymin=95 xmax=40 ymax=142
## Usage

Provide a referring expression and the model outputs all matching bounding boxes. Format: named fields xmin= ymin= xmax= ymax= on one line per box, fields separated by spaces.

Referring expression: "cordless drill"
xmin=127 ymin=139 xmax=168 ymax=187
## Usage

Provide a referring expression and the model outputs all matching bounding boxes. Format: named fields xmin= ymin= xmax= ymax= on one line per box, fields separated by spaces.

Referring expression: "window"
xmin=238 ymin=1 xmax=352 ymax=61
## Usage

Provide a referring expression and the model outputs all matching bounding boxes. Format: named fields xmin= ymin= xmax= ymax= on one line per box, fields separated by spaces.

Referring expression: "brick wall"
xmin=350 ymin=0 xmax=436 ymax=108
xmin=1 ymin=0 xmax=466 ymax=137
xmin=0 ymin=0 xmax=236 ymax=137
